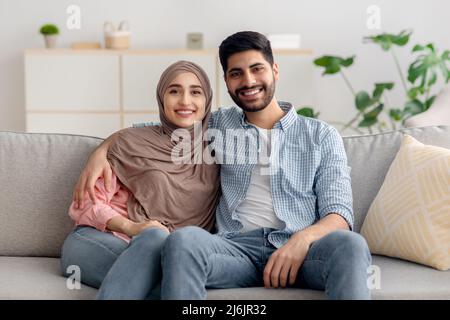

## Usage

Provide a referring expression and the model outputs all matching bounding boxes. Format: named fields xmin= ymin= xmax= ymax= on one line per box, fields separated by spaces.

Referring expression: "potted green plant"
xmin=299 ymin=30 xmax=450 ymax=135
xmin=39 ymin=24 xmax=59 ymax=49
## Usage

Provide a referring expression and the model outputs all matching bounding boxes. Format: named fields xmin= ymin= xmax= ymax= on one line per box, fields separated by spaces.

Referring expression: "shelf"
xmin=25 ymin=48 xmax=313 ymax=56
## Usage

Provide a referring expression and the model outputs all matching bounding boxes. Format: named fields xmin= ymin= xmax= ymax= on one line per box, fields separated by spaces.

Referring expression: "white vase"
xmin=44 ymin=35 xmax=58 ymax=49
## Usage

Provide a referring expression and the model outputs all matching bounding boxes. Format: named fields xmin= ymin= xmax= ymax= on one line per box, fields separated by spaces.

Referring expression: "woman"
xmin=60 ymin=61 xmax=221 ymax=299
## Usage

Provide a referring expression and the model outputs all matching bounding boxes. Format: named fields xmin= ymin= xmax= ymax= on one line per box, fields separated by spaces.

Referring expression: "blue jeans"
xmin=60 ymin=226 xmax=167 ymax=299
xmin=96 ymin=227 xmax=168 ymax=299
xmin=161 ymin=226 xmax=372 ymax=300
xmin=60 ymin=226 xmax=128 ymax=289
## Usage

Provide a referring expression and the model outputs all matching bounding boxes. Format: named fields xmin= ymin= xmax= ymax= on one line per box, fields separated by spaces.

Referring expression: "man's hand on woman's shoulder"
xmin=73 ymin=139 xmax=114 ymax=209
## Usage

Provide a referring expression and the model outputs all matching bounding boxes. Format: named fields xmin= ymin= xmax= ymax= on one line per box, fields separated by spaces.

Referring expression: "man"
xmin=74 ymin=31 xmax=371 ymax=300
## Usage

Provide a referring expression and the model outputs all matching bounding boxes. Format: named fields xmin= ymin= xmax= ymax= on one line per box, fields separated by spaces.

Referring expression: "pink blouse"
xmin=68 ymin=173 xmax=131 ymax=243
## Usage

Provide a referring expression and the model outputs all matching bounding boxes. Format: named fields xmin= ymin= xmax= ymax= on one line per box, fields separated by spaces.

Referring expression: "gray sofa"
xmin=0 ymin=125 xmax=449 ymax=300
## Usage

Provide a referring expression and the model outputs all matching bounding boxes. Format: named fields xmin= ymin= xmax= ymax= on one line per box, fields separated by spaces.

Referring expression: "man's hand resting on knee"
xmin=263 ymin=232 xmax=311 ymax=288
xmin=263 ymin=213 xmax=349 ymax=288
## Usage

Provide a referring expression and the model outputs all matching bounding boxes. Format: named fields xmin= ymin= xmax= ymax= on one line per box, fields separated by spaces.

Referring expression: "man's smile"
xmin=237 ymin=86 xmax=264 ymax=100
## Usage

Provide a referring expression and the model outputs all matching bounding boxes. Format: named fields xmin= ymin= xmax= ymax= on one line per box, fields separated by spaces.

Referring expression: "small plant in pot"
xmin=40 ymin=24 xmax=59 ymax=49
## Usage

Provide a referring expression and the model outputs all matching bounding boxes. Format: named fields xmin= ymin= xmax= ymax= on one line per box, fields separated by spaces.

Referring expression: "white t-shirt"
xmin=235 ymin=126 xmax=286 ymax=232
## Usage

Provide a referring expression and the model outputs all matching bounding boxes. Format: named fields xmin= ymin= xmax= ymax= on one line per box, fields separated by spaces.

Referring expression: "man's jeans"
xmin=161 ymin=226 xmax=372 ymax=300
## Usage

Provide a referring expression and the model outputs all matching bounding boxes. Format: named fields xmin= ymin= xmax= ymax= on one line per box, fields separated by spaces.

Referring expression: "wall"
xmin=1 ymin=0 xmax=449 ymax=133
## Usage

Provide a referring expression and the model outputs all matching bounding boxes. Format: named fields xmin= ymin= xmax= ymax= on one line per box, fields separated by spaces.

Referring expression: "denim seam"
xmin=72 ymin=229 xmax=123 ymax=258
xmin=206 ymin=252 xmax=257 ymax=285
xmin=206 ymin=253 xmax=254 ymax=275
xmin=208 ymin=252 xmax=253 ymax=264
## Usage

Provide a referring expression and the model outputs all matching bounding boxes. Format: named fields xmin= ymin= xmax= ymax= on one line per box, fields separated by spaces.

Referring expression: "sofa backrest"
xmin=0 ymin=125 xmax=449 ymax=257
xmin=0 ymin=132 xmax=102 ymax=257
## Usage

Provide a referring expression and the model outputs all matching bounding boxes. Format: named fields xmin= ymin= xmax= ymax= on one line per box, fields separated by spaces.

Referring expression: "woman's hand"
xmin=127 ymin=220 xmax=170 ymax=237
xmin=107 ymin=216 xmax=170 ymax=238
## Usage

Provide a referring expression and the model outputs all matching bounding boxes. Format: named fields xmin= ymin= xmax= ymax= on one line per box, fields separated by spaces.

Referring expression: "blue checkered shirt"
xmin=134 ymin=101 xmax=354 ymax=248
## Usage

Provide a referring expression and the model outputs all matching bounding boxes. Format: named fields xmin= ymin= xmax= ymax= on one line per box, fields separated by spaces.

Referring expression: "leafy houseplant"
xmin=40 ymin=24 xmax=59 ymax=49
xmin=299 ymin=30 xmax=450 ymax=134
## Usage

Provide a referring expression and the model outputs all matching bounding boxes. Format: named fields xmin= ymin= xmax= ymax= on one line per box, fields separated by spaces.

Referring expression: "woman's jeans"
xmin=161 ymin=226 xmax=372 ymax=300
xmin=60 ymin=225 xmax=168 ymax=299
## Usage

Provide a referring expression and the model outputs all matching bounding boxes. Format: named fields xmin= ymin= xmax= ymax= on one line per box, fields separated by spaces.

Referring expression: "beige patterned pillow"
xmin=361 ymin=134 xmax=450 ymax=270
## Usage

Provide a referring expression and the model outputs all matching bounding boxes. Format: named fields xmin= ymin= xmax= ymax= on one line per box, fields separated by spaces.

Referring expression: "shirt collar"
xmin=239 ymin=101 xmax=297 ymax=132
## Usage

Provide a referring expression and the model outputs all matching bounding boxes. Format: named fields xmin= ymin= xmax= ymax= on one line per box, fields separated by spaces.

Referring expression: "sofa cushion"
xmin=367 ymin=255 xmax=450 ymax=300
xmin=343 ymin=125 xmax=450 ymax=232
xmin=207 ymin=256 xmax=450 ymax=300
xmin=0 ymin=256 xmax=97 ymax=299
xmin=0 ymin=132 xmax=102 ymax=257
xmin=0 ymin=256 xmax=448 ymax=299
xmin=361 ymin=135 xmax=450 ymax=271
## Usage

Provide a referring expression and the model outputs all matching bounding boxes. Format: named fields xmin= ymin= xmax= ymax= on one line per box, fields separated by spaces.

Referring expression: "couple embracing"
xmin=61 ymin=31 xmax=371 ymax=300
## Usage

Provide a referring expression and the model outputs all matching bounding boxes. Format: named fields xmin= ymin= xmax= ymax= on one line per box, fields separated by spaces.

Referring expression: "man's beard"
xmin=228 ymin=80 xmax=276 ymax=113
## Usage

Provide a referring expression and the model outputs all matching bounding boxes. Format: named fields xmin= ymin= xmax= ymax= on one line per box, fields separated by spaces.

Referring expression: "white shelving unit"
xmin=24 ymin=48 xmax=314 ymax=138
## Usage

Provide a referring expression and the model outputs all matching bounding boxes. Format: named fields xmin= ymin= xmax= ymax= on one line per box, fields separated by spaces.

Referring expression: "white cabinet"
xmin=25 ymin=53 xmax=120 ymax=111
xmin=27 ymin=113 xmax=121 ymax=138
xmin=25 ymin=48 xmax=313 ymax=138
xmin=123 ymin=113 xmax=161 ymax=128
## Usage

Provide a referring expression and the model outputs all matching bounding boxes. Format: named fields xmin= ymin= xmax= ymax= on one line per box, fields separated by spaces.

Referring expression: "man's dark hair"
xmin=219 ymin=31 xmax=274 ymax=74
